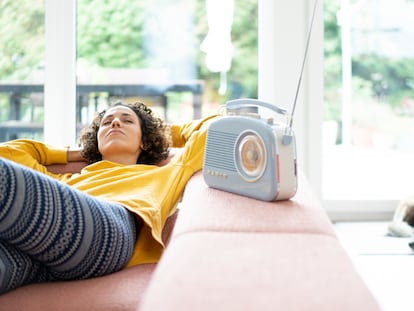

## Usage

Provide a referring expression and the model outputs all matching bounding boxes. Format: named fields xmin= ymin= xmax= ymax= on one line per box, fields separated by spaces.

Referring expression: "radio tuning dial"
xmin=235 ymin=132 xmax=267 ymax=182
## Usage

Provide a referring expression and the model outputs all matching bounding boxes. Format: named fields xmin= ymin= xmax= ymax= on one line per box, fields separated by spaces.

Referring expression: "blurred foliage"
xmin=352 ymin=55 xmax=414 ymax=109
xmin=77 ymin=0 xmax=257 ymax=102
xmin=324 ymin=0 xmax=414 ymax=121
xmin=0 ymin=0 xmax=257 ymax=104
xmin=0 ymin=0 xmax=44 ymax=81
xmin=3 ymin=0 xmax=413 ymax=122
xmin=77 ymin=0 xmax=147 ymax=68
xmin=323 ymin=0 xmax=342 ymax=121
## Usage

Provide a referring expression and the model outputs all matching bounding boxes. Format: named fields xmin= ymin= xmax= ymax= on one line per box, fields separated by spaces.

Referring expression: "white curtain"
xmin=200 ymin=0 xmax=234 ymax=94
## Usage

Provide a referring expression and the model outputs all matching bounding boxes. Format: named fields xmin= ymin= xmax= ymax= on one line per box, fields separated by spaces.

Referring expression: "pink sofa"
xmin=0 ymin=161 xmax=381 ymax=311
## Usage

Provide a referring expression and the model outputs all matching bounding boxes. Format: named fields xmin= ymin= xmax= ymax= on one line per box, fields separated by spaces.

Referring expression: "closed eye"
xmin=101 ymin=120 xmax=112 ymax=126
xmin=100 ymin=112 xmax=137 ymax=126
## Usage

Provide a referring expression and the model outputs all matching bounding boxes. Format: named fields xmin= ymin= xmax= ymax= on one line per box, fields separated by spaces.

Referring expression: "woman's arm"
xmin=169 ymin=115 xmax=219 ymax=148
xmin=0 ymin=139 xmax=79 ymax=177
xmin=168 ymin=115 xmax=219 ymax=171
xmin=0 ymin=139 xmax=67 ymax=166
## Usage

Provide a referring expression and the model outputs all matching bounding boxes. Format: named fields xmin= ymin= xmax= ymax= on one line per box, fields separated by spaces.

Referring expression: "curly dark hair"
xmin=78 ymin=101 xmax=171 ymax=165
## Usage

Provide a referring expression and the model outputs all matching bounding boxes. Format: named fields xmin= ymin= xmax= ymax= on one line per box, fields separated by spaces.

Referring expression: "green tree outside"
xmin=0 ymin=0 xmax=257 ymax=123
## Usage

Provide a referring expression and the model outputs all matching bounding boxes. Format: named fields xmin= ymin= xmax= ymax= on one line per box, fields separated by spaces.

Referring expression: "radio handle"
xmin=226 ymin=98 xmax=287 ymax=116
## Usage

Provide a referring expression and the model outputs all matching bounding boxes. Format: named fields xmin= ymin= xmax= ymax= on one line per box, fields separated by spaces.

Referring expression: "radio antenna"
xmin=288 ymin=0 xmax=318 ymax=129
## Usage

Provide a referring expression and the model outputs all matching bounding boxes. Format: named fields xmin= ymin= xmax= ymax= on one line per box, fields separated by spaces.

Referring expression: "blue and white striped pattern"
xmin=0 ymin=158 xmax=136 ymax=294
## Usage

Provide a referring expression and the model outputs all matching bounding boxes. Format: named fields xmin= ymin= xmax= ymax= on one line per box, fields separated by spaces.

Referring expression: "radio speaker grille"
xmin=205 ymin=130 xmax=237 ymax=172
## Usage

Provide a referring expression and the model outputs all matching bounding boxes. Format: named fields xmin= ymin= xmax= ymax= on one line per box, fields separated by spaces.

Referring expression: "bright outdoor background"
xmin=1 ymin=0 xmax=414 ymax=205
xmin=323 ymin=0 xmax=414 ymax=201
xmin=0 ymin=0 xmax=257 ymax=134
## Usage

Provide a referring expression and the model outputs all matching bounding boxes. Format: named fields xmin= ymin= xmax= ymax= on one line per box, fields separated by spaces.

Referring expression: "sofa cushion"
xmin=46 ymin=149 xmax=178 ymax=175
xmin=47 ymin=161 xmax=87 ymax=174
xmin=0 ymin=264 xmax=156 ymax=311
xmin=139 ymin=232 xmax=380 ymax=311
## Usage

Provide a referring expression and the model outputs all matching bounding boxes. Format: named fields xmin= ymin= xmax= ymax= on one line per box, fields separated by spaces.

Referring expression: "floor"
xmin=334 ymin=221 xmax=414 ymax=311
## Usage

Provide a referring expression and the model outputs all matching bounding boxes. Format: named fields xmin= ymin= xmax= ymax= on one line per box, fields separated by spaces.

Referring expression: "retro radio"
xmin=203 ymin=99 xmax=297 ymax=201
xmin=202 ymin=0 xmax=318 ymax=201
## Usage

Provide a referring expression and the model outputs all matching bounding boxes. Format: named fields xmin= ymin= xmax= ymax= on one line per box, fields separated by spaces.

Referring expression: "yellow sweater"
xmin=0 ymin=115 xmax=217 ymax=267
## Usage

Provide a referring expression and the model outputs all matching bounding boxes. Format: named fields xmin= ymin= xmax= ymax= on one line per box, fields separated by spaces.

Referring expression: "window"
xmin=0 ymin=0 xmax=258 ymax=146
xmin=258 ymin=0 xmax=411 ymax=219
xmin=0 ymin=0 xmax=45 ymax=142
xmin=323 ymin=0 xmax=414 ymax=216
xmin=76 ymin=0 xmax=258 ymax=133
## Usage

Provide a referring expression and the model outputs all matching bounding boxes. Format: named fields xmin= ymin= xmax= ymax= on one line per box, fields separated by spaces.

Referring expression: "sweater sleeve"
xmin=169 ymin=115 xmax=219 ymax=171
xmin=0 ymin=139 xmax=68 ymax=176
xmin=170 ymin=115 xmax=219 ymax=148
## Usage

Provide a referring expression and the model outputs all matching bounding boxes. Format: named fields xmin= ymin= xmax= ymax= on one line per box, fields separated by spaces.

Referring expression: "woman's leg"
xmin=0 ymin=241 xmax=48 ymax=293
xmin=0 ymin=158 xmax=136 ymax=294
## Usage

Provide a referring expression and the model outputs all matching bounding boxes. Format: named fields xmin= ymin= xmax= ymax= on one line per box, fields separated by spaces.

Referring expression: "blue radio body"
xmin=203 ymin=99 xmax=297 ymax=201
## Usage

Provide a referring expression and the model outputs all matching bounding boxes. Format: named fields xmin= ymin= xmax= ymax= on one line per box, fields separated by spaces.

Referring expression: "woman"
xmin=0 ymin=101 xmax=217 ymax=294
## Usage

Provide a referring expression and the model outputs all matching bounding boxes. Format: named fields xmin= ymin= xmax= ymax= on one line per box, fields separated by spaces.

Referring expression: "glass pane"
xmin=323 ymin=0 xmax=414 ymax=200
xmin=76 ymin=0 xmax=258 ymax=132
xmin=0 ymin=0 xmax=45 ymax=142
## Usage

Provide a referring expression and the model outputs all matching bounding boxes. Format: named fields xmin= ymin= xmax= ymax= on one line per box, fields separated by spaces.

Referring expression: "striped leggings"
xmin=0 ymin=158 xmax=137 ymax=294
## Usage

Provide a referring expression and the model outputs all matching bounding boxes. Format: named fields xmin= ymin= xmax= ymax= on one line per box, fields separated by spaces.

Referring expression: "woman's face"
xmin=97 ymin=105 xmax=143 ymax=164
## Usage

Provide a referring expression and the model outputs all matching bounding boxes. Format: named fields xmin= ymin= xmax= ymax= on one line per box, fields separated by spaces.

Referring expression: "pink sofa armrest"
xmin=139 ymin=171 xmax=381 ymax=311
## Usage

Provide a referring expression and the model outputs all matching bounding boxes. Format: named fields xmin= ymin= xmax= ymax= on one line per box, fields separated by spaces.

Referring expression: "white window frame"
xmin=258 ymin=0 xmax=323 ymax=196
xmin=44 ymin=0 xmax=77 ymax=146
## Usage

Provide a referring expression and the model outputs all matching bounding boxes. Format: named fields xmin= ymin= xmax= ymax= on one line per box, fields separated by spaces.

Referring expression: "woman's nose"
xmin=111 ymin=118 xmax=121 ymax=127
